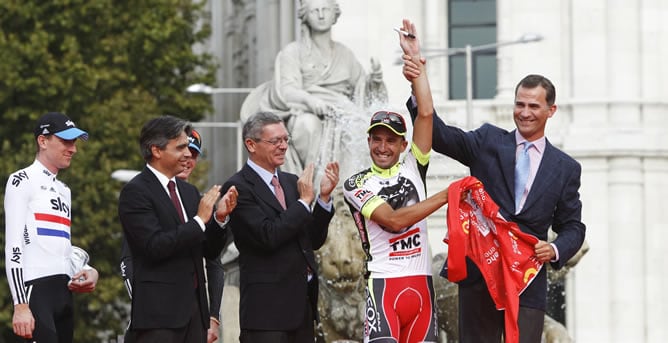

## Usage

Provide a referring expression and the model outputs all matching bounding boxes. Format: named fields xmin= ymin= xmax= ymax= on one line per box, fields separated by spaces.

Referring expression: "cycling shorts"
xmin=364 ymin=275 xmax=438 ymax=343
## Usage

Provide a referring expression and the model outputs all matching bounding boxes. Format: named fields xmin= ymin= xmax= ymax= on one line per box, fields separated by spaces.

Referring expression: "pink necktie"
xmin=167 ymin=181 xmax=185 ymax=223
xmin=271 ymin=175 xmax=287 ymax=209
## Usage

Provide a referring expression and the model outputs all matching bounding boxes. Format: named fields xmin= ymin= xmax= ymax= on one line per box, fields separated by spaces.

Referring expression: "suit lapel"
xmin=499 ymin=132 xmax=517 ymax=197
xmin=242 ymin=164 xmax=285 ymax=212
xmin=176 ymin=179 xmax=197 ymax=218
xmin=141 ymin=168 xmax=184 ymax=224
xmin=277 ymin=170 xmax=297 ymax=206
xmin=524 ymin=139 xmax=560 ymax=210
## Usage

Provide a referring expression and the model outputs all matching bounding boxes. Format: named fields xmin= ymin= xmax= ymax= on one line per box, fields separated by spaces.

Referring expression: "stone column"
xmin=607 ymin=1 xmax=644 ymax=340
xmin=494 ymin=0 xmax=514 ymax=99
xmin=569 ymin=155 xmax=611 ymax=342
xmin=608 ymin=157 xmax=645 ymax=342
xmin=644 ymin=157 xmax=668 ymax=342
xmin=639 ymin=0 xmax=668 ymax=339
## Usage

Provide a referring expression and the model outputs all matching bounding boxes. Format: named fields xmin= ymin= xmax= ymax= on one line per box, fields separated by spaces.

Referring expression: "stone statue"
xmin=314 ymin=192 xmax=366 ymax=343
xmin=240 ymin=0 xmax=387 ymax=174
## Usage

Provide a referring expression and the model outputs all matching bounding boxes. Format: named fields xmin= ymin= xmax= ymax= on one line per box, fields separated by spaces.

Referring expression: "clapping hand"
xmin=216 ymin=185 xmax=238 ymax=222
xmin=319 ymin=162 xmax=339 ymax=203
xmin=197 ymin=185 xmax=222 ymax=222
xmin=298 ymin=163 xmax=316 ymax=205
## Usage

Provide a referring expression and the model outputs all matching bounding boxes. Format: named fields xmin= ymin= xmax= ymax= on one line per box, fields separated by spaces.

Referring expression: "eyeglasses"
xmin=371 ymin=111 xmax=406 ymax=126
xmin=256 ymin=136 xmax=290 ymax=146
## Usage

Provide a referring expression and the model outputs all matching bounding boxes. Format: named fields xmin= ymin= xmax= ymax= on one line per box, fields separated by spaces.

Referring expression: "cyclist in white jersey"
xmin=4 ymin=112 xmax=98 ymax=342
xmin=342 ymin=19 xmax=449 ymax=343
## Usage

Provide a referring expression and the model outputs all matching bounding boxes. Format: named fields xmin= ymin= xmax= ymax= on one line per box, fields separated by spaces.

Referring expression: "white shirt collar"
xmin=146 ymin=163 xmax=176 ymax=194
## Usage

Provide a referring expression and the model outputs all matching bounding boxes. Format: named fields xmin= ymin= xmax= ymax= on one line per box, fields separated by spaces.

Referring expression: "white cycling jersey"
xmin=343 ymin=145 xmax=433 ymax=279
xmin=4 ymin=160 xmax=74 ymax=305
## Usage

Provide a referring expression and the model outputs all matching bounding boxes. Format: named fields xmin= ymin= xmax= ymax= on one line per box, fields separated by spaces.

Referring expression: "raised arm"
xmin=398 ymin=19 xmax=433 ymax=154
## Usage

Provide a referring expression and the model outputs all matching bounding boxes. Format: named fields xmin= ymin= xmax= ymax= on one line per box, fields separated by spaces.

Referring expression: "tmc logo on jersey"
xmin=353 ymin=189 xmax=373 ymax=204
xmin=390 ymin=234 xmax=421 ymax=252
xmin=51 ymin=197 xmax=70 ymax=217
xmin=389 ymin=228 xmax=422 ymax=257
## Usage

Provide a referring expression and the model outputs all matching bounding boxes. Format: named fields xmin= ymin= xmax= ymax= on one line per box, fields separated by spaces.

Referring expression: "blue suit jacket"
xmin=407 ymin=99 xmax=586 ymax=310
xmin=222 ymin=163 xmax=333 ymax=330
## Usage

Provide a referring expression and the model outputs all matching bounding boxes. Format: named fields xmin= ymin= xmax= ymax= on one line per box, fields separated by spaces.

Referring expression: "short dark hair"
xmin=139 ymin=115 xmax=192 ymax=162
xmin=515 ymin=74 xmax=556 ymax=106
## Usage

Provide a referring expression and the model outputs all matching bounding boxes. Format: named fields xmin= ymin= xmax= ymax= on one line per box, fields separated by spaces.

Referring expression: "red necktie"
xmin=167 ymin=180 xmax=185 ymax=223
xmin=168 ymin=181 xmax=198 ymax=288
xmin=271 ymin=175 xmax=287 ymax=209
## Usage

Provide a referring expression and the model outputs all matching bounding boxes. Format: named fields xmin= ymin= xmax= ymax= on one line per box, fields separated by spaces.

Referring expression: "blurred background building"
xmin=196 ymin=1 xmax=667 ymax=342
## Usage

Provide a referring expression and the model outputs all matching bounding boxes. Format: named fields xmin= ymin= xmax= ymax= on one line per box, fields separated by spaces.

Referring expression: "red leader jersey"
xmin=445 ymin=176 xmax=543 ymax=343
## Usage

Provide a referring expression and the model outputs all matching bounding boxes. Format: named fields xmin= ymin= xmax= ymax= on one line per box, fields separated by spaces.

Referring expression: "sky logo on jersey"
xmin=34 ymin=213 xmax=71 ymax=239
xmin=50 ymin=197 xmax=70 ymax=217
xmin=10 ymin=171 xmax=29 ymax=187
xmin=10 ymin=247 xmax=21 ymax=263
xmin=388 ymin=227 xmax=422 ymax=256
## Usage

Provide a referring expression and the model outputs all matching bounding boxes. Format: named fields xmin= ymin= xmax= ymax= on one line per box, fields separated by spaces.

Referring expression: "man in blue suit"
xmin=404 ymin=57 xmax=585 ymax=342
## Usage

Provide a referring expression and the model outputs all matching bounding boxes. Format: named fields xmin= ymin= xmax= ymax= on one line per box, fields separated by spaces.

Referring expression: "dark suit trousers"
xmin=134 ymin=290 xmax=205 ymax=343
xmin=458 ymin=280 xmax=544 ymax=343
xmin=239 ymin=296 xmax=314 ymax=343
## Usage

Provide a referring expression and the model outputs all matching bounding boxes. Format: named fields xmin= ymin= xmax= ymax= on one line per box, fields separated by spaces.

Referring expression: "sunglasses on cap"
xmin=367 ymin=111 xmax=407 ymax=136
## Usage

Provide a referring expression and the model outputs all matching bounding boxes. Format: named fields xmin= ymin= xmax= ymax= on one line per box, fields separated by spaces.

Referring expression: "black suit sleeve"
xmin=119 ymin=236 xmax=133 ymax=298
xmin=406 ymin=96 xmax=477 ymax=165
xmin=205 ymin=255 xmax=224 ymax=320
xmin=310 ymin=200 xmax=333 ymax=250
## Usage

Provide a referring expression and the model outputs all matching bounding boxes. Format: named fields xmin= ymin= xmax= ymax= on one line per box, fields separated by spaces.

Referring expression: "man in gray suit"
xmin=404 ymin=56 xmax=586 ymax=342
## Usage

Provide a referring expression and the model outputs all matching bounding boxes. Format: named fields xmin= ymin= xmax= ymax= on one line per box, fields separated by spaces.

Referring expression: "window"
xmin=448 ymin=0 xmax=497 ymax=100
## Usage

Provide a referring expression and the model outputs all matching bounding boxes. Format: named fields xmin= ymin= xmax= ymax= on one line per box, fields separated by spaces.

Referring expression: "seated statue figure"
xmin=241 ymin=0 xmax=387 ymax=173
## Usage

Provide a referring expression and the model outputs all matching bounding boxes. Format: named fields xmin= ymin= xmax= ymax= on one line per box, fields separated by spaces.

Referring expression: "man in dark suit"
xmin=222 ymin=111 xmax=339 ymax=343
xmin=118 ymin=115 xmax=238 ymax=342
xmin=404 ymin=60 xmax=586 ymax=342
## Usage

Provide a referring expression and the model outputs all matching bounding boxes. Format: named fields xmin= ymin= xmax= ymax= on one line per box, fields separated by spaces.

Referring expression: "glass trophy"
xmin=69 ymin=246 xmax=90 ymax=280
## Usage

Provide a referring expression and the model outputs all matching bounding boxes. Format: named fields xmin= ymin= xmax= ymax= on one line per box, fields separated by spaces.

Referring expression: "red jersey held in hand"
xmin=445 ymin=176 xmax=543 ymax=343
